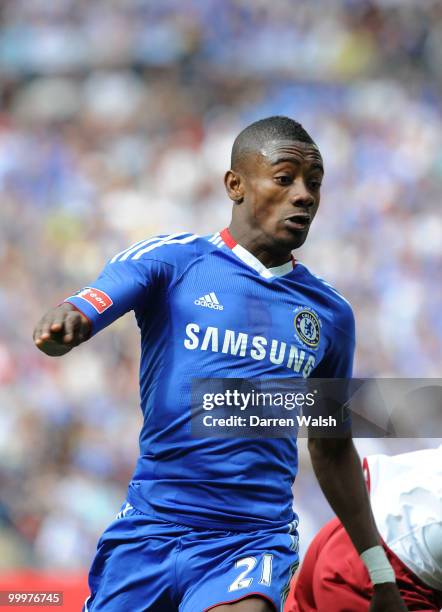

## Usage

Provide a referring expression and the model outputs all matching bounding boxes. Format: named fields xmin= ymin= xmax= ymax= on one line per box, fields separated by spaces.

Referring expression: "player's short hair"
xmin=231 ymin=115 xmax=317 ymax=170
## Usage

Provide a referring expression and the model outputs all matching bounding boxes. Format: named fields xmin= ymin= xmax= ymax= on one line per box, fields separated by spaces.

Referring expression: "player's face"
xmin=227 ymin=140 xmax=324 ymax=253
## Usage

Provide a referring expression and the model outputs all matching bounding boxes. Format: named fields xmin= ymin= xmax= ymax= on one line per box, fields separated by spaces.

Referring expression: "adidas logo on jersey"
xmin=194 ymin=292 xmax=224 ymax=310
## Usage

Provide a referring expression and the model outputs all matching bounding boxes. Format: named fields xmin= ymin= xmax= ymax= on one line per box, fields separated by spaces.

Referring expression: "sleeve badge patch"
xmin=75 ymin=287 xmax=113 ymax=314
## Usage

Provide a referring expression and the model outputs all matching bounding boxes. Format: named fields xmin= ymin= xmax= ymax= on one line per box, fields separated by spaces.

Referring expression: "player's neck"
xmin=227 ymin=225 xmax=292 ymax=269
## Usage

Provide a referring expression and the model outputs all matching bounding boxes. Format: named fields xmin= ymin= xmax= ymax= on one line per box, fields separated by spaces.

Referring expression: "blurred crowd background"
xmin=1 ymin=0 xmax=441 ymax=572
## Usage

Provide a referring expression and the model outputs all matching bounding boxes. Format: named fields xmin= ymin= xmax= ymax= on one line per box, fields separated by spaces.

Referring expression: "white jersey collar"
xmin=218 ymin=228 xmax=295 ymax=279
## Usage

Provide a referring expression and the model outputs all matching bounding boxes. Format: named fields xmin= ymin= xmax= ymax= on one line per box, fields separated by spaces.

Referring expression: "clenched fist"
xmin=33 ymin=302 xmax=91 ymax=356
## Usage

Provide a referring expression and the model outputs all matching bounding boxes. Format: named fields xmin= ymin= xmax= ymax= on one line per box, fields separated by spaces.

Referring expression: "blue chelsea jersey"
xmin=65 ymin=229 xmax=355 ymax=531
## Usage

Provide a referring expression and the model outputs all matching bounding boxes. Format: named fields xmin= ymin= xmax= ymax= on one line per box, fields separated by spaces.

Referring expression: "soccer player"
xmin=285 ymin=446 xmax=442 ymax=612
xmin=33 ymin=116 xmax=407 ymax=611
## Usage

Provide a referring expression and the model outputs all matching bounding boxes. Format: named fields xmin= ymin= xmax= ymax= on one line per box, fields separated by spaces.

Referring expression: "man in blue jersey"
xmin=33 ymin=117 xmax=407 ymax=612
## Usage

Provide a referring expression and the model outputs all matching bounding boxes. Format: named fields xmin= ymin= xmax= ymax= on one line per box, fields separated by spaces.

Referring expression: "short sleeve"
xmin=312 ymin=301 xmax=355 ymax=378
xmin=308 ymin=302 xmax=355 ymax=434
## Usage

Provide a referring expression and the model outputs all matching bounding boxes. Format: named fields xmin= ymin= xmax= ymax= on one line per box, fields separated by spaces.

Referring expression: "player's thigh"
xmin=86 ymin=503 xmax=184 ymax=611
xmin=210 ymin=594 xmax=275 ymax=611
xmin=179 ymin=524 xmax=298 ymax=612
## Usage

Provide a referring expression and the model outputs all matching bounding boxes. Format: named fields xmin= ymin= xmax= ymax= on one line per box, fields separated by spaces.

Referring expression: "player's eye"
xmin=309 ymin=180 xmax=322 ymax=190
xmin=274 ymin=175 xmax=292 ymax=186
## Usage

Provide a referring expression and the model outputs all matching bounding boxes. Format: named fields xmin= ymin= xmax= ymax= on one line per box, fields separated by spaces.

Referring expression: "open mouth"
xmin=284 ymin=214 xmax=311 ymax=230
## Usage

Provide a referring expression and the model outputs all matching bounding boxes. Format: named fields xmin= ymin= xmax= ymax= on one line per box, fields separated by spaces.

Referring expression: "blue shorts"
xmin=83 ymin=501 xmax=299 ymax=612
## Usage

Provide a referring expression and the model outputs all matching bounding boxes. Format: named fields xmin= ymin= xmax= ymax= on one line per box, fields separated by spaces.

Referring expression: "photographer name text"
xmin=202 ymin=414 xmax=336 ymax=428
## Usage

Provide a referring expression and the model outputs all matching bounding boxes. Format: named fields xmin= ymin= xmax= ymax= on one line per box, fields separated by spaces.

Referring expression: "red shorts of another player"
xmin=284 ymin=518 xmax=442 ymax=612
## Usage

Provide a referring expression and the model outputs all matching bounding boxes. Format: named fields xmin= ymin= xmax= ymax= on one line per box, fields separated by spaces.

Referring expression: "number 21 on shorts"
xmin=228 ymin=554 xmax=273 ymax=591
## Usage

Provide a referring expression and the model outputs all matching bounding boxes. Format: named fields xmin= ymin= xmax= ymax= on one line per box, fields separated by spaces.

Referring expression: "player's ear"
xmin=224 ymin=170 xmax=244 ymax=204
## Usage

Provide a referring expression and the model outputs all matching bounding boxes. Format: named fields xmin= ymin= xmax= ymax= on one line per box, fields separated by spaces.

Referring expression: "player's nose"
xmin=289 ymin=180 xmax=315 ymax=208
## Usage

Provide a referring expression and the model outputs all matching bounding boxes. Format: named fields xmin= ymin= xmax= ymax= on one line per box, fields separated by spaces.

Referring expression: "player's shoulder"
xmin=297 ymin=263 xmax=355 ymax=328
xmin=107 ymin=232 xmax=214 ymax=267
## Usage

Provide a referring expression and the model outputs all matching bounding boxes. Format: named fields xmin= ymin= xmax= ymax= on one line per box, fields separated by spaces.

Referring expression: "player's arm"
xmin=308 ymin=301 xmax=407 ymax=610
xmin=33 ymin=302 xmax=91 ymax=356
xmin=308 ymin=435 xmax=377 ymax=553
xmin=33 ymin=245 xmax=167 ymax=358
xmin=308 ymin=435 xmax=407 ymax=611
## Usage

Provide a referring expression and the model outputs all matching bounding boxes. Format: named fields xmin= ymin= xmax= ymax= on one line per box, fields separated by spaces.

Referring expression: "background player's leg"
xmin=287 ymin=518 xmax=343 ymax=612
xmin=209 ymin=595 xmax=275 ymax=611
xmin=310 ymin=521 xmax=371 ymax=612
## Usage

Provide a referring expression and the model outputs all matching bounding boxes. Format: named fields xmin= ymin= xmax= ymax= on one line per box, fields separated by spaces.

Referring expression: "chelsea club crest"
xmin=294 ymin=307 xmax=321 ymax=348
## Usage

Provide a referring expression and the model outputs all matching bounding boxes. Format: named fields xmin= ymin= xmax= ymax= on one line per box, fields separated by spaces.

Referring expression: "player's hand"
xmin=33 ymin=303 xmax=91 ymax=356
xmin=369 ymin=583 xmax=408 ymax=611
